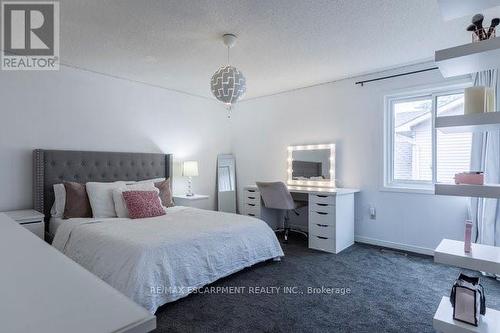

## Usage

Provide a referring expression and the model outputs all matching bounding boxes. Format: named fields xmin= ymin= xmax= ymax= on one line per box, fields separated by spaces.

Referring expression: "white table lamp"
xmin=182 ymin=161 xmax=199 ymax=196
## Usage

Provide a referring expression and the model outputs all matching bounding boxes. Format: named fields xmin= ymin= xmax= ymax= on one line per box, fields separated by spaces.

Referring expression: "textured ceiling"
xmin=59 ymin=0 xmax=500 ymax=99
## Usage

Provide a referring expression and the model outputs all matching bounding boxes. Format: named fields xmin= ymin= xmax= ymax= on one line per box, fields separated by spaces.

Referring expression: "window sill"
xmin=380 ymin=185 xmax=435 ymax=195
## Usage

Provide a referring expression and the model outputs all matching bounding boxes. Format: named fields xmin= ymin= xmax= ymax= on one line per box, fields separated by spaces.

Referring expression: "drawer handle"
xmin=248 ymin=190 xmax=256 ymax=193
xmin=316 ymin=212 xmax=328 ymax=215
xmin=248 ymin=196 xmax=256 ymax=199
xmin=248 ymin=203 xmax=256 ymax=207
xmin=248 ymin=213 xmax=255 ymax=216
xmin=316 ymin=236 xmax=328 ymax=240
xmin=316 ymin=195 xmax=328 ymax=198
xmin=316 ymin=224 xmax=328 ymax=227
xmin=316 ymin=203 xmax=328 ymax=207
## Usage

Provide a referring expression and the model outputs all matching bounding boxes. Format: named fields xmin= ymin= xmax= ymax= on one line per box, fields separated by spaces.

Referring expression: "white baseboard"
xmin=354 ymin=236 xmax=434 ymax=256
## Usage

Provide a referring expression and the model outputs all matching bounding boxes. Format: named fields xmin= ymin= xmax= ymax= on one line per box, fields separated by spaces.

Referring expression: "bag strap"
xmin=478 ymin=284 xmax=486 ymax=315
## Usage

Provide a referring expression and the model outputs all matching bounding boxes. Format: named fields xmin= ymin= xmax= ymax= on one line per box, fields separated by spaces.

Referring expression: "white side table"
xmin=4 ymin=209 xmax=45 ymax=240
xmin=173 ymin=194 xmax=210 ymax=210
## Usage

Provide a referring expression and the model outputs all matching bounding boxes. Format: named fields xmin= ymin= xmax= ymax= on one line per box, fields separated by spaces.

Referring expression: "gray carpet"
xmin=154 ymin=235 xmax=500 ymax=333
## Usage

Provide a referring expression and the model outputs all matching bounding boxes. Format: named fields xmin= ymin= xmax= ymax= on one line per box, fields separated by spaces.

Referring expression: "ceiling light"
xmin=210 ymin=34 xmax=246 ymax=117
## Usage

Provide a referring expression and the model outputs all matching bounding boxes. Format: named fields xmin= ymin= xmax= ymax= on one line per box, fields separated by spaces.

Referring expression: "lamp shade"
xmin=182 ymin=161 xmax=199 ymax=177
xmin=210 ymin=65 xmax=246 ymax=105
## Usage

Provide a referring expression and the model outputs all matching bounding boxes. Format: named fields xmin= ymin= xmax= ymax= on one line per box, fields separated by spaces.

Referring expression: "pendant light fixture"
xmin=210 ymin=34 xmax=246 ymax=117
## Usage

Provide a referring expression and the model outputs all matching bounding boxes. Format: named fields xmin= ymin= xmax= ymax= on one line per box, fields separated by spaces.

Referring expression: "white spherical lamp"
xmin=210 ymin=34 xmax=246 ymax=113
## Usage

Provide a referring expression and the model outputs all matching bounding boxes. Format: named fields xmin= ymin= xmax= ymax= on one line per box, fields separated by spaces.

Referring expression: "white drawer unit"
xmin=241 ymin=185 xmax=358 ymax=254
xmin=4 ymin=209 xmax=45 ymax=240
xmin=308 ymin=193 xmax=354 ymax=254
xmin=242 ymin=187 xmax=261 ymax=218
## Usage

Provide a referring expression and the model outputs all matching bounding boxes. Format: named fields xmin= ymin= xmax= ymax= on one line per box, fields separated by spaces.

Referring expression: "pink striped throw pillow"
xmin=122 ymin=191 xmax=166 ymax=219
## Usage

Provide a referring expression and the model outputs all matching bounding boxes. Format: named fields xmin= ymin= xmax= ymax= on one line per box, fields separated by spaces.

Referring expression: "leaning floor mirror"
xmin=217 ymin=154 xmax=236 ymax=213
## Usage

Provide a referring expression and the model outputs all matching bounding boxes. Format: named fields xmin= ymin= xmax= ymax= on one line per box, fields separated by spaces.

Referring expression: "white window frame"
xmin=383 ymin=80 xmax=472 ymax=194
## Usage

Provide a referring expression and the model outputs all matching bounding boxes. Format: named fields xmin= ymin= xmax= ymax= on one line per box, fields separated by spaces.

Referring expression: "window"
xmin=385 ymin=86 xmax=472 ymax=191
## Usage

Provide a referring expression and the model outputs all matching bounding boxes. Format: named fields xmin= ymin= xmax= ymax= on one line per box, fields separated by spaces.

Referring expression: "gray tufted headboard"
xmin=33 ymin=149 xmax=173 ymax=225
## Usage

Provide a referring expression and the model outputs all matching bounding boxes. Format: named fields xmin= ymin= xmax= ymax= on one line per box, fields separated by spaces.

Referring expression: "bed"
xmin=33 ymin=150 xmax=284 ymax=313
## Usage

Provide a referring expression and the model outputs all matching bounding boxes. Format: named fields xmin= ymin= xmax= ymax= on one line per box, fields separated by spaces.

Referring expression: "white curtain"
xmin=469 ymin=70 xmax=500 ymax=248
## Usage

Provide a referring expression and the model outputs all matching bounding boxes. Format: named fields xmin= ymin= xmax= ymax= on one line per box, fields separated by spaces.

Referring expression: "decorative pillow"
xmin=86 ymin=181 xmax=126 ymax=218
xmin=63 ymin=182 xmax=92 ymax=219
xmin=51 ymin=183 xmax=66 ymax=218
xmin=122 ymin=191 xmax=166 ymax=219
xmin=112 ymin=182 xmax=160 ymax=218
xmin=155 ymin=178 xmax=174 ymax=207
xmin=136 ymin=177 xmax=166 ymax=184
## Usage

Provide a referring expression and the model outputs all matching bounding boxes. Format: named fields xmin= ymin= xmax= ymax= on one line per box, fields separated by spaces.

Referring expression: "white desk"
xmin=0 ymin=213 xmax=156 ymax=333
xmin=242 ymin=185 xmax=360 ymax=254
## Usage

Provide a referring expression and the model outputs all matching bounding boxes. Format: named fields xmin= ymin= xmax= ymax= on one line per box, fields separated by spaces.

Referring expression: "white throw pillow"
xmin=112 ymin=182 xmax=160 ymax=218
xmin=124 ymin=178 xmax=165 ymax=185
xmin=51 ymin=183 xmax=66 ymax=218
xmin=86 ymin=181 xmax=126 ymax=218
xmin=136 ymin=177 xmax=166 ymax=184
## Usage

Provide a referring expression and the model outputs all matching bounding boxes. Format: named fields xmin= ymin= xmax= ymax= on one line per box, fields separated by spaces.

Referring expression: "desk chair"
xmin=256 ymin=182 xmax=308 ymax=243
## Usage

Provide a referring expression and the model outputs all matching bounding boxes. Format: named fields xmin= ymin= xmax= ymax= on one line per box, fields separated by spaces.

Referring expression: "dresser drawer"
xmin=309 ymin=234 xmax=335 ymax=253
xmin=244 ymin=188 xmax=259 ymax=196
xmin=309 ymin=202 xmax=335 ymax=215
xmin=309 ymin=194 xmax=336 ymax=206
xmin=244 ymin=201 xmax=260 ymax=210
xmin=244 ymin=194 xmax=260 ymax=205
xmin=243 ymin=205 xmax=260 ymax=218
xmin=309 ymin=222 xmax=334 ymax=238
xmin=309 ymin=210 xmax=335 ymax=226
xmin=21 ymin=221 xmax=44 ymax=239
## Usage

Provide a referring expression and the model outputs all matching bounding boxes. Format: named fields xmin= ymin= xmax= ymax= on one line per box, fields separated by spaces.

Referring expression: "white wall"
xmin=0 ymin=62 xmax=472 ymax=254
xmin=0 ymin=66 xmax=231 ymax=211
xmin=231 ymin=64 xmax=470 ymax=254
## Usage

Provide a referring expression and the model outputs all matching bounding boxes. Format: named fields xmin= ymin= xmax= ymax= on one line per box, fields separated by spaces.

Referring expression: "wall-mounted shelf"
xmin=434 ymin=239 xmax=500 ymax=275
xmin=435 ymin=37 xmax=500 ymax=77
xmin=434 ymin=296 xmax=500 ymax=333
xmin=435 ymin=184 xmax=500 ymax=198
xmin=436 ymin=112 xmax=500 ymax=133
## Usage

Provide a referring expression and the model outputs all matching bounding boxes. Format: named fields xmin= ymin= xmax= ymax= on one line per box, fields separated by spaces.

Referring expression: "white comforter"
xmin=52 ymin=206 xmax=284 ymax=313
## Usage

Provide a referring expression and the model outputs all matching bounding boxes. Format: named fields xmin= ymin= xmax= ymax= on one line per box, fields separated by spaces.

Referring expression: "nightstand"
xmin=173 ymin=194 xmax=210 ymax=210
xmin=4 ymin=209 xmax=45 ymax=240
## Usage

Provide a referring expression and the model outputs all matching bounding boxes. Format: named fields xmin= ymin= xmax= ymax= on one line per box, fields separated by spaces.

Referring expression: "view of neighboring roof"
xmin=395 ymin=95 xmax=463 ymax=132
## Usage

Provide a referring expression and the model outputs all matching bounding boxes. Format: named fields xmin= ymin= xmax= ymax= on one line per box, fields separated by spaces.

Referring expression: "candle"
xmin=464 ymin=86 xmax=493 ymax=114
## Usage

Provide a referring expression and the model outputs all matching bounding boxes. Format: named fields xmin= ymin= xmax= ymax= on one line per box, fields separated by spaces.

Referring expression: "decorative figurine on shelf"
xmin=467 ymin=14 xmax=500 ymax=42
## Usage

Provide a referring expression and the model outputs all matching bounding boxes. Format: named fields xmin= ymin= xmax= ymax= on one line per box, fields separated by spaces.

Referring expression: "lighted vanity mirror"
xmin=287 ymin=144 xmax=335 ymax=187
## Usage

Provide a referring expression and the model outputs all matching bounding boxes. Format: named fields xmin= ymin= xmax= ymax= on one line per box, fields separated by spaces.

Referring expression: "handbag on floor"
xmin=449 ymin=273 xmax=486 ymax=326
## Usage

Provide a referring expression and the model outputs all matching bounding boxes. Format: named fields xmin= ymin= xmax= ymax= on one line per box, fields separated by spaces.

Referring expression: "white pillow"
xmin=124 ymin=178 xmax=165 ymax=185
xmin=86 ymin=181 xmax=126 ymax=218
xmin=112 ymin=182 xmax=160 ymax=218
xmin=136 ymin=177 xmax=166 ymax=184
xmin=51 ymin=184 xmax=66 ymax=218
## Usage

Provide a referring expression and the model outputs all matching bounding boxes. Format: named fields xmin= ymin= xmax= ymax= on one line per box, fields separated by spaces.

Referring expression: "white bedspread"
xmin=52 ymin=206 xmax=283 ymax=313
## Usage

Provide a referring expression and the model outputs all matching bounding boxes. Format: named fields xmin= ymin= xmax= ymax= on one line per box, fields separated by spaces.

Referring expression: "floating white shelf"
xmin=435 ymin=37 xmax=500 ymax=78
xmin=434 ymin=239 xmax=500 ymax=275
xmin=435 ymin=184 xmax=500 ymax=198
xmin=436 ymin=112 xmax=500 ymax=133
xmin=434 ymin=296 xmax=500 ymax=333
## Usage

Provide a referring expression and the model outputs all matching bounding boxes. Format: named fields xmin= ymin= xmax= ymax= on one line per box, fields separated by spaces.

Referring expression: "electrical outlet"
xmin=369 ymin=206 xmax=376 ymax=220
